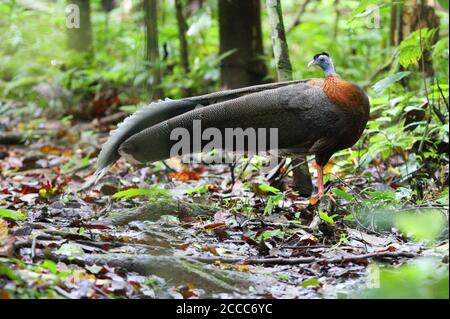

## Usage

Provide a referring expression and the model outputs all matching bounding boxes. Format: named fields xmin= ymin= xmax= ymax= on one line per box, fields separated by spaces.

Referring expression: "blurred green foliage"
xmin=395 ymin=209 xmax=446 ymax=242
xmin=358 ymin=258 xmax=449 ymax=299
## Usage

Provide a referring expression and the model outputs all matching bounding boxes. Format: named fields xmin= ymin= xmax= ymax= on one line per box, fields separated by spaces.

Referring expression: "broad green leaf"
xmin=186 ymin=185 xmax=209 ymax=195
xmin=0 ymin=265 xmax=20 ymax=281
xmin=433 ymin=38 xmax=449 ymax=59
xmin=299 ymin=277 xmax=321 ymax=287
xmin=40 ymin=260 xmax=57 ymax=274
xmin=264 ymin=197 xmax=276 ymax=216
xmin=263 ymin=193 xmax=284 ymax=215
xmin=397 ymin=28 xmax=437 ymax=68
xmin=258 ymin=183 xmax=281 ymax=194
xmin=276 ymin=273 xmax=291 ymax=281
xmin=257 ymin=229 xmax=285 ymax=241
xmin=319 ymin=211 xmax=338 ymax=224
xmin=144 ymin=278 xmax=161 ymax=287
xmin=112 ymin=187 xmax=169 ymax=199
xmin=348 ymin=0 xmax=377 ymax=21
xmin=331 ymin=188 xmax=354 ymax=201
xmin=372 ymin=72 xmax=410 ymax=94
xmin=0 ymin=208 xmax=26 ymax=220
xmin=367 ymin=191 xmax=396 ymax=201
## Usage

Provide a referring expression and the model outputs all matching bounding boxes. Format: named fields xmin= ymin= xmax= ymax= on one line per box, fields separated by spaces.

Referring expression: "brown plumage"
xmin=94 ymin=53 xmax=370 ymax=199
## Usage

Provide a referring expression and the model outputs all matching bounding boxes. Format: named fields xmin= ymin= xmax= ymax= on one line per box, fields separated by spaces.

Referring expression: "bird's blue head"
xmin=308 ymin=52 xmax=336 ymax=76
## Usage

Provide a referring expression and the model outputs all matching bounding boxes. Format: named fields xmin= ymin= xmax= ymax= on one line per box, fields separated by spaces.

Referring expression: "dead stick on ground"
xmin=192 ymin=251 xmax=417 ymax=265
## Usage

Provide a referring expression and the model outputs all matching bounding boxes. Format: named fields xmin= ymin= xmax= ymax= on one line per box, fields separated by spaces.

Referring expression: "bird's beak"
xmin=307 ymin=60 xmax=315 ymax=67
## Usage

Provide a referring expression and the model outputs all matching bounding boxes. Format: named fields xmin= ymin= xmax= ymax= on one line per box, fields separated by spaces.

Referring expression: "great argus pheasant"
xmin=93 ymin=53 xmax=370 ymax=200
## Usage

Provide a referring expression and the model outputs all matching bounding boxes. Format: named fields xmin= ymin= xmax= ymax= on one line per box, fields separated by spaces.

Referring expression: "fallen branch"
xmin=192 ymin=251 xmax=417 ymax=265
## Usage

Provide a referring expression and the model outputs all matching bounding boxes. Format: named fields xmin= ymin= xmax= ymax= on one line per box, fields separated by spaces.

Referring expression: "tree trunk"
xmin=175 ymin=0 xmax=192 ymax=96
xmin=265 ymin=0 xmax=292 ymax=81
xmin=265 ymin=0 xmax=313 ymax=197
xmin=219 ymin=0 xmax=268 ymax=89
xmin=101 ymin=0 xmax=116 ymax=12
xmin=390 ymin=1 xmax=400 ymax=46
xmin=66 ymin=0 xmax=93 ymax=53
xmin=144 ymin=0 xmax=164 ymax=99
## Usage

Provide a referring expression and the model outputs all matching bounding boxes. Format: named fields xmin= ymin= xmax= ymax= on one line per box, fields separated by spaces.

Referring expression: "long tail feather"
xmin=118 ymin=82 xmax=322 ymax=164
xmin=94 ymin=79 xmax=310 ymax=186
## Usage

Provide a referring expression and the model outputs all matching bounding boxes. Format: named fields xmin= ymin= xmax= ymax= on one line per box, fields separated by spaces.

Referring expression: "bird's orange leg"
xmin=309 ymin=163 xmax=325 ymax=205
xmin=310 ymin=163 xmax=336 ymax=205
xmin=315 ymin=163 xmax=324 ymax=199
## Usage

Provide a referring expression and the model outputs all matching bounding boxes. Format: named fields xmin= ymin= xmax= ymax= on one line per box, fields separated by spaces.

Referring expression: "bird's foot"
xmin=309 ymin=193 xmax=323 ymax=205
xmin=308 ymin=191 xmax=335 ymax=205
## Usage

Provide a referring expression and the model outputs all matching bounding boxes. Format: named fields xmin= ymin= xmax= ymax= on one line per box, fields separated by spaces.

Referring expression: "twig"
xmin=286 ymin=0 xmax=311 ymax=33
xmin=265 ymin=157 xmax=287 ymax=182
xmin=437 ymin=82 xmax=449 ymax=111
xmin=415 ymin=203 xmax=449 ymax=208
xmin=74 ymin=239 xmax=163 ymax=251
xmin=433 ymin=105 xmax=446 ymax=124
xmin=236 ymin=158 xmax=251 ymax=182
xmin=228 ymin=162 xmax=236 ymax=189
xmin=162 ymin=160 xmax=177 ymax=172
xmin=280 ymin=244 xmax=331 ymax=249
xmin=324 ymin=251 xmax=416 ymax=264
xmin=229 ymin=157 xmax=251 ymax=191
xmin=192 ymin=251 xmax=416 ymax=265
xmin=270 ymin=157 xmax=314 ymax=186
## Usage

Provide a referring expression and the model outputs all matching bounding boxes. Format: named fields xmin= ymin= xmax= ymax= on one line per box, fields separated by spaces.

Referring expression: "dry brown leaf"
xmin=0 ymin=219 xmax=8 ymax=246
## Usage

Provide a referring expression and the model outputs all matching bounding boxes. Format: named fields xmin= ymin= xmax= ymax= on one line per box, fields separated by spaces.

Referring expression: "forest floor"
xmin=0 ymin=115 xmax=448 ymax=299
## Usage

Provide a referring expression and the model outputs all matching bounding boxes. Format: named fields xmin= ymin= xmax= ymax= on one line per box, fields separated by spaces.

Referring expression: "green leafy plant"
xmin=372 ymin=71 xmax=411 ymax=94
xmin=0 ymin=208 xmax=26 ymax=220
xmin=319 ymin=211 xmax=338 ymax=224
xmin=258 ymin=183 xmax=281 ymax=194
xmin=397 ymin=28 xmax=438 ymax=68
xmin=257 ymin=183 xmax=285 ymax=215
xmin=186 ymin=184 xmax=210 ymax=196
xmin=112 ymin=187 xmax=170 ymax=200
xmin=256 ymin=229 xmax=285 ymax=241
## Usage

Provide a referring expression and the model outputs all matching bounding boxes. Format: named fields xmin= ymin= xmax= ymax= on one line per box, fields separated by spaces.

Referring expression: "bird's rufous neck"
xmin=326 ymin=73 xmax=340 ymax=79
xmin=323 ymin=76 xmax=364 ymax=110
